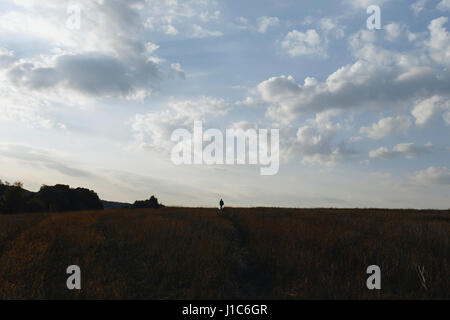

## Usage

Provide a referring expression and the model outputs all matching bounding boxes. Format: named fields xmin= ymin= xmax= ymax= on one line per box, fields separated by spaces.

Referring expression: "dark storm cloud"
xmin=7 ymin=53 xmax=160 ymax=97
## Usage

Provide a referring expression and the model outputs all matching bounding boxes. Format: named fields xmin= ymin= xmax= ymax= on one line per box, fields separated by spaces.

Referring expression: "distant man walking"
xmin=219 ymin=199 xmax=224 ymax=211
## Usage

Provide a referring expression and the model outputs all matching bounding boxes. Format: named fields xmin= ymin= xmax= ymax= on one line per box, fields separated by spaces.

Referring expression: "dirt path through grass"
xmin=220 ymin=209 xmax=258 ymax=299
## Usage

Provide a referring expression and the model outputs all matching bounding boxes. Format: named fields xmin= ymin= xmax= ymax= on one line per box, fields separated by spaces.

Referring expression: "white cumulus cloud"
xmin=257 ymin=16 xmax=279 ymax=33
xmin=360 ymin=116 xmax=411 ymax=140
xmin=281 ymin=29 xmax=325 ymax=57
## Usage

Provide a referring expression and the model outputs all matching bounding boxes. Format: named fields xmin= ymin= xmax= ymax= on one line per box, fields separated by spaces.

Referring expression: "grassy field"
xmin=0 ymin=207 xmax=448 ymax=299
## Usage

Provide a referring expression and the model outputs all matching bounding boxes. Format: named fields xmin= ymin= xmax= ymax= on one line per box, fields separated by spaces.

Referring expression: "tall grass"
xmin=228 ymin=208 xmax=449 ymax=299
xmin=0 ymin=207 xmax=448 ymax=299
xmin=0 ymin=208 xmax=236 ymax=299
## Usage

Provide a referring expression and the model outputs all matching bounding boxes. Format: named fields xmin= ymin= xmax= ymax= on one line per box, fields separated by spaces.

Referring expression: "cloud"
xmin=256 ymin=16 xmax=279 ymax=34
xmin=247 ymin=23 xmax=450 ymax=123
xmin=426 ymin=17 xmax=450 ymax=66
xmin=0 ymin=0 xmax=222 ymax=127
xmin=360 ymin=116 xmax=411 ymax=140
xmin=7 ymin=53 xmax=159 ymax=98
xmin=412 ymin=0 xmax=429 ymax=14
xmin=294 ymin=128 xmax=353 ymax=166
xmin=0 ymin=71 xmax=67 ymax=129
xmin=233 ymin=16 xmax=280 ymax=34
xmin=0 ymin=0 xmax=220 ymax=92
xmin=412 ymin=95 xmax=450 ymax=126
xmin=0 ymin=143 xmax=91 ymax=178
xmin=437 ymin=0 xmax=450 ymax=11
xmin=132 ymin=110 xmax=187 ymax=152
xmin=255 ymin=61 xmax=449 ymax=123
xmin=0 ymin=0 xmax=171 ymax=102
xmin=411 ymin=167 xmax=450 ymax=185
xmin=279 ymin=18 xmax=344 ymax=59
xmin=346 ymin=0 xmax=391 ymax=8
xmin=131 ymin=96 xmax=230 ymax=152
xmin=0 ymin=48 xmax=15 ymax=69
xmin=319 ymin=18 xmax=345 ymax=39
xmin=234 ymin=17 xmax=250 ymax=30
xmin=369 ymin=143 xmax=433 ymax=159
xmin=164 ymin=25 xmax=179 ymax=36
xmin=191 ymin=24 xmax=223 ymax=38
xmin=385 ymin=23 xmax=402 ymax=42
xmin=142 ymin=0 xmax=221 ymax=38
xmin=170 ymin=96 xmax=230 ymax=121
xmin=170 ymin=63 xmax=186 ymax=79
xmin=281 ymin=112 xmax=356 ymax=166
xmin=1 ymin=1 xmax=146 ymax=53
xmin=229 ymin=120 xmax=255 ymax=131
xmin=235 ymin=96 xmax=268 ymax=109
xmin=281 ymin=29 xmax=326 ymax=57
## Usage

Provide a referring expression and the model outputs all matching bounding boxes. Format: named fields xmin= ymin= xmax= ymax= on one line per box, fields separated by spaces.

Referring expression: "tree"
xmin=13 ymin=181 xmax=23 ymax=188
xmin=0 ymin=183 xmax=26 ymax=214
xmin=35 ymin=184 xmax=103 ymax=212
xmin=1 ymin=183 xmax=104 ymax=214
xmin=132 ymin=195 xmax=163 ymax=209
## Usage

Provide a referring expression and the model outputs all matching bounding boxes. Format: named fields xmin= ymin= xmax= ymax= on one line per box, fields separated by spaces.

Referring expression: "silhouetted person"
xmin=219 ymin=199 xmax=224 ymax=211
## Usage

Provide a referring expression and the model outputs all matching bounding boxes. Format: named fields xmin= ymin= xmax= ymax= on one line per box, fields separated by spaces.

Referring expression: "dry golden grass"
xmin=227 ymin=208 xmax=450 ymax=299
xmin=0 ymin=208 xmax=235 ymax=299
xmin=0 ymin=207 xmax=448 ymax=299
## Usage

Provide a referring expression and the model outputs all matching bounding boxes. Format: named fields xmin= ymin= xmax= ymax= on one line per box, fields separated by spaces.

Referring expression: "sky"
xmin=0 ymin=0 xmax=449 ymax=208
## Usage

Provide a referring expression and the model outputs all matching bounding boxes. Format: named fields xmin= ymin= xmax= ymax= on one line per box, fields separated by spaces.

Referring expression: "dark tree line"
xmin=0 ymin=179 xmax=164 ymax=214
xmin=0 ymin=180 xmax=103 ymax=214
